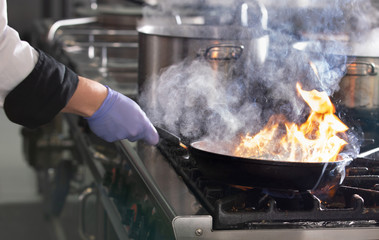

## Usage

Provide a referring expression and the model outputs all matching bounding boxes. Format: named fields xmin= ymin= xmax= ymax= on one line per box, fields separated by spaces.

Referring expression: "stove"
xmin=157 ymin=141 xmax=379 ymax=228
xmin=91 ymin=133 xmax=379 ymax=240
xmin=25 ymin=111 xmax=379 ymax=239
xmin=28 ymin=4 xmax=379 ymax=239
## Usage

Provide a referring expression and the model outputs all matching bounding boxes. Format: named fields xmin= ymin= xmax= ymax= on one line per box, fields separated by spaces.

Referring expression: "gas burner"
xmin=214 ymin=189 xmax=378 ymax=229
xmin=158 ymin=142 xmax=379 ymax=230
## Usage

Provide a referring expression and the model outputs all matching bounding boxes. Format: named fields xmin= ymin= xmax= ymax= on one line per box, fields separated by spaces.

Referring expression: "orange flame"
xmin=234 ymin=83 xmax=348 ymax=162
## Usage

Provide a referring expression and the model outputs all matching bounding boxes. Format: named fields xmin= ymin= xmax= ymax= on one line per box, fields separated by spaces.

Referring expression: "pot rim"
xmin=137 ymin=24 xmax=269 ymax=40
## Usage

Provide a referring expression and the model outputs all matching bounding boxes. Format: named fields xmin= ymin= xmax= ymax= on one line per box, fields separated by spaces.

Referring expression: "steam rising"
xmin=140 ymin=59 xmax=264 ymax=141
xmin=139 ymin=0 xmax=379 ymax=158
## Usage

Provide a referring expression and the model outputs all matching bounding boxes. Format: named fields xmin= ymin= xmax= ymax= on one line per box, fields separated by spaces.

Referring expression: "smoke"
xmin=139 ymin=0 xmax=379 ymax=157
xmin=352 ymin=27 xmax=379 ymax=56
xmin=140 ymin=59 xmax=264 ymax=141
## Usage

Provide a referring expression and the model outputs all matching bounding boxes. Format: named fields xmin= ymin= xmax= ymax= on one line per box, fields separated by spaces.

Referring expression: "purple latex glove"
xmin=85 ymin=87 xmax=159 ymax=144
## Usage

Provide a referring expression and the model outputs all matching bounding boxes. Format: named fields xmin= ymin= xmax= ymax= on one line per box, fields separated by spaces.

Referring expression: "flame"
xmin=234 ymin=83 xmax=348 ymax=162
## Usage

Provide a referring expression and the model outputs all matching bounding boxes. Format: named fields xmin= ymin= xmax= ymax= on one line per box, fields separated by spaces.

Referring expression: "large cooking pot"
xmin=137 ymin=2 xmax=270 ymax=91
xmin=336 ymin=56 xmax=378 ymax=109
xmin=293 ymin=41 xmax=379 ymax=109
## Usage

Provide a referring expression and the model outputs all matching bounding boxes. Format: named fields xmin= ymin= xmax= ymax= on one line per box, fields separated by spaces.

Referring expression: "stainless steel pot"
xmin=336 ymin=56 xmax=378 ymax=109
xmin=138 ymin=25 xmax=269 ymax=88
xmin=293 ymin=41 xmax=379 ymax=109
xmin=137 ymin=1 xmax=270 ymax=90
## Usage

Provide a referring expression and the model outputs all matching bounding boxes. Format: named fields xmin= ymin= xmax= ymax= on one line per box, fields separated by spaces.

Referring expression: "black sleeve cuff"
xmin=4 ymin=49 xmax=79 ymax=129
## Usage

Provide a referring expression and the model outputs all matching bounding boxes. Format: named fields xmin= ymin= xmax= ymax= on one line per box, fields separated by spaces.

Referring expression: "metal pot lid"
xmin=138 ymin=0 xmax=269 ymax=40
xmin=137 ymin=24 xmax=269 ymax=40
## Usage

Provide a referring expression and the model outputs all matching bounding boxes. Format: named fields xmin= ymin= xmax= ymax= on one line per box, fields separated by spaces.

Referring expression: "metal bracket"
xmin=172 ymin=215 xmax=379 ymax=240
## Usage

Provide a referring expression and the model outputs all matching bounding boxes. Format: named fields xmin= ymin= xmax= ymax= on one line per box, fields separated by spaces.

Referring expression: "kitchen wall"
xmin=7 ymin=0 xmax=92 ymax=40
xmin=7 ymin=0 xmax=42 ymax=40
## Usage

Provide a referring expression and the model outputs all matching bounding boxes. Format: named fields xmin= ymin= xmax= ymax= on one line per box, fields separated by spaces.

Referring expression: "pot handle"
xmin=346 ymin=61 xmax=377 ymax=76
xmin=202 ymin=44 xmax=244 ymax=61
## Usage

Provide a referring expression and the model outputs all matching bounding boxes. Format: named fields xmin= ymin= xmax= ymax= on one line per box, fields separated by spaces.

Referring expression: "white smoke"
xmin=140 ymin=59 xmax=264 ymax=141
xmin=139 ymin=0 xmax=379 ymax=157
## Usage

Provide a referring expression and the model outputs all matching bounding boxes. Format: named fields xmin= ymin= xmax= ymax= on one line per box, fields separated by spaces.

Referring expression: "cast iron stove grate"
xmin=157 ymin=142 xmax=379 ymax=230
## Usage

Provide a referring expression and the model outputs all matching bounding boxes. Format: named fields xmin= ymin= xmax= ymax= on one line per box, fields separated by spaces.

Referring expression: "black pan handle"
xmin=155 ymin=126 xmax=188 ymax=149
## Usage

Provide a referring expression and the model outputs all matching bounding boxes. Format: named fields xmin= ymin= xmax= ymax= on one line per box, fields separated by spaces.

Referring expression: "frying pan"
xmin=156 ymin=127 xmax=352 ymax=191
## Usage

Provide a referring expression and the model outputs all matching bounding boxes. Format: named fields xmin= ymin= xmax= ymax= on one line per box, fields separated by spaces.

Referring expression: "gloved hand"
xmin=85 ymin=87 xmax=159 ymax=145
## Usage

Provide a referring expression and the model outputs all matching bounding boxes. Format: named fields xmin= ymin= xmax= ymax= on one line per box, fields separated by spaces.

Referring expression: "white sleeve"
xmin=0 ymin=0 xmax=39 ymax=107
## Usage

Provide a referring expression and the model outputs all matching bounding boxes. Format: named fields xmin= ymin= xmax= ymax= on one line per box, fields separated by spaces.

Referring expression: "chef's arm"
xmin=61 ymin=76 xmax=107 ymax=117
xmin=0 ymin=0 xmax=39 ymax=105
xmin=63 ymin=76 xmax=159 ymax=144
xmin=1 ymin=0 xmax=158 ymax=144
xmin=4 ymin=50 xmax=158 ymax=144
xmin=3 ymin=49 xmax=78 ymax=128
